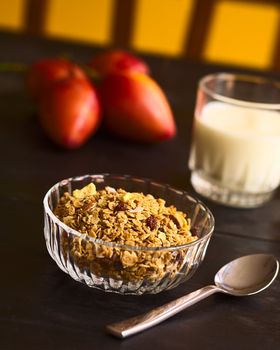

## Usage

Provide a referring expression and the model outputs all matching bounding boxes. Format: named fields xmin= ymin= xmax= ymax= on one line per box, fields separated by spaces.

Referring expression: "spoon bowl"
xmin=215 ymin=254 xmax=279 ymax=296
xmin=107 ymin=253 xmax=279 ymax=338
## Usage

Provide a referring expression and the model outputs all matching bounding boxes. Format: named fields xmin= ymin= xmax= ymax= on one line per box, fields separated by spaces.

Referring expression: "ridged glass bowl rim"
xmin=43 ymin=174 xmax=215 ymax=252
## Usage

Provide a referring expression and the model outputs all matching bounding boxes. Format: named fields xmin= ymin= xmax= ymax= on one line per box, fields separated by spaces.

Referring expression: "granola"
xmin=55 ymin=183 xmax=198 ymax=282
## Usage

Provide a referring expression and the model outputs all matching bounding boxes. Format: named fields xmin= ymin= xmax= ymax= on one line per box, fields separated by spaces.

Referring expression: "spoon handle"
xmin=106 ymin=285 xmax=219 ymax=338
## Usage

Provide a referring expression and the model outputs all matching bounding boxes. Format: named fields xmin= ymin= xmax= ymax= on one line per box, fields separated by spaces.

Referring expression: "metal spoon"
xmin=106 ymin=254 xmax=279 ymax=338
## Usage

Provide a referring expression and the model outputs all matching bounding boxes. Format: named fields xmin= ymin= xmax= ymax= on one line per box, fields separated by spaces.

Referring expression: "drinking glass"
xmin=189 ymin=73 xmax=280 ymax=208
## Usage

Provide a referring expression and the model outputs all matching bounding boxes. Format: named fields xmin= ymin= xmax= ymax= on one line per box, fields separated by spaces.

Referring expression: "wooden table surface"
xmin=0 ymin=31 xmax=279 ymax=350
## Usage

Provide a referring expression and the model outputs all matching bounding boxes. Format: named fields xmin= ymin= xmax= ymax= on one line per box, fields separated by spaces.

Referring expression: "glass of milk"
xmin=189 ymin=73 xmax=280 ymax=208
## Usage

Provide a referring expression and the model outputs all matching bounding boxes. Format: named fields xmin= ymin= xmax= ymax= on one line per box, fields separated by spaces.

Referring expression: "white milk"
xmin=189 ymin=101 xmax=280 ymax=193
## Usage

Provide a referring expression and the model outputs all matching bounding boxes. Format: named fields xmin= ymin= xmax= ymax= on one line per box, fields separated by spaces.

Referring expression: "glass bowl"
xmin=43 ymin=174 xmax=215 ymax=295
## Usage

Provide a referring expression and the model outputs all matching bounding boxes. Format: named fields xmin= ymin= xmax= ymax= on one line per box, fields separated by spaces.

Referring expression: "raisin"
xmin=114 ymin=201 xmax=127 ymax=211
xmin=113 ymin=259 xmax=123 ymax=271
xmin=191 ymin=227 xmax=199 ymax=237
xmin=146 ymin=215 xmax=157 ymax=230
xmin=173 ymin=251 xmax=182 ymax=263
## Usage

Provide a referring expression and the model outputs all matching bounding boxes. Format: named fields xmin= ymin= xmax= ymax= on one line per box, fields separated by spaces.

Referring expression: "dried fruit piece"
xmin=146 ymin=215 xmax=157 ymax=230
xmin=191 ymin=227 xmax=199 ymax=237
xmin=114 ymin=201 xmax=127 ymax=212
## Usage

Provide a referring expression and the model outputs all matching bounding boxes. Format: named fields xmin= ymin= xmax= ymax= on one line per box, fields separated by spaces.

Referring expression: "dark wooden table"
xmin=0 ymin=31 xmax=279 ymax=350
